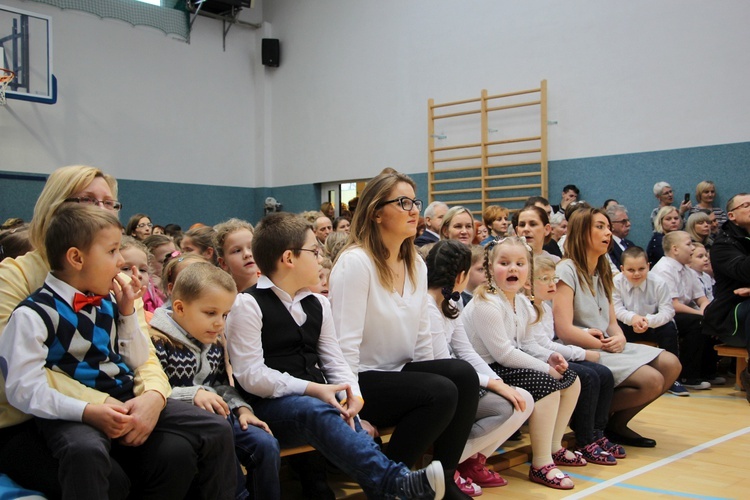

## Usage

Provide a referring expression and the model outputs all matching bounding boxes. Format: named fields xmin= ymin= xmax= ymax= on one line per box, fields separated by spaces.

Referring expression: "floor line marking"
xmin=563 ymin=471 xmax=732 ymax=499
xmin=564 ymin=426 xmax=750 ymax=499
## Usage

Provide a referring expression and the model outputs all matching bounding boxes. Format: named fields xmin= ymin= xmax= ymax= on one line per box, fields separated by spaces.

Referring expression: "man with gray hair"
xmin=607 ymin=204 xmax=635 ymax=268
xmin=415 ymin=201 xmax=447 ymax=247
xmin=650 ymin=181 xmax=691 ymax=228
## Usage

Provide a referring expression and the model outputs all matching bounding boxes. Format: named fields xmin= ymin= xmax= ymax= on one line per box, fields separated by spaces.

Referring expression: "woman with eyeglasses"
xmin=330 ymin=169 xmax=480 ymax=499
xmin=126 ymin=213 xmax=153 ymax=241
xmin=0 ymin=165 xmax=237 ymax=498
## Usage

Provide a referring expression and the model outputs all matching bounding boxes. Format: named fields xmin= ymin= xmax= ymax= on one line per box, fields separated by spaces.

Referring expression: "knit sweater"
xmin=150 ymin=308 xmax=252 ymax=412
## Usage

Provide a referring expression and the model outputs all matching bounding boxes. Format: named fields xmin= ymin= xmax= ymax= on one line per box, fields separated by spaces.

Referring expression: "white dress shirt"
xmin=226 ymin=275 xmax=361 ymax=399
xmin=650 ymin=256 xmax=706 ymax=307
xmin=613 ymin=273 xmax=675 ymax=327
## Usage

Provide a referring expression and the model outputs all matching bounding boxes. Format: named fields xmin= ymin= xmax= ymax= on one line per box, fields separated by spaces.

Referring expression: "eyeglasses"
xmin=137 ymin=222 xmax=154 ymax=229
xmin=378 ymin=196 xmax=423 ymax=212
xmin=294 ymin=248 xmax=320 ymax=258
xmin=535 ymin=275 xmax=560 ymax=284
xmin=729 ymin=201 xmax=750 ymax=212
xmin=612 ymin=219 xmax=630 ymax=225
xmin=64 ymin=196 xmax=122 ymax=212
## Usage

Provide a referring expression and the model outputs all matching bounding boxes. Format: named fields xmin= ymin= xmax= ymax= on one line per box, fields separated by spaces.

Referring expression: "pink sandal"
xmin=551 ymin=447 xmax=587 ymax=467
xmin=529 ymin=463 xmax=574 ymax=490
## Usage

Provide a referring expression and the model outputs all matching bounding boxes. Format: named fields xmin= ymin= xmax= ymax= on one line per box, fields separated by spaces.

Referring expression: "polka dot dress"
xmin=489 ymin=363 xmax=578 ymax=401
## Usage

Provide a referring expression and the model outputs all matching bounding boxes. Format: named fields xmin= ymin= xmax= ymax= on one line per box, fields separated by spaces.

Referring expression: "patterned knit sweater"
xmin=149 ymin=308 xmax=252 ymax=411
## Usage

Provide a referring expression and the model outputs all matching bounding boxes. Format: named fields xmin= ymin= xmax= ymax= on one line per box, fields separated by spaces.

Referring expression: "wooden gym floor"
xmin=282 ymin=383 xmax=749 ymax=499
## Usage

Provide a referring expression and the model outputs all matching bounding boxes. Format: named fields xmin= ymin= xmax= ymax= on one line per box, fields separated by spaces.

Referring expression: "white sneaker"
xmin=682 ymin=380 xmax=711 ymax=390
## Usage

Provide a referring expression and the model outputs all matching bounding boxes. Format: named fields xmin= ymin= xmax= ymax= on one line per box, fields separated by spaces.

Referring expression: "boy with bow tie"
xmin=0 ymin=204 xmax=237 ymax=499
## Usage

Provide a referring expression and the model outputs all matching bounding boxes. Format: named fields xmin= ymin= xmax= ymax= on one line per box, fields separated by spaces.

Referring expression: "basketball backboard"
xmin=0 ymin=3 xmax=55 ymax=104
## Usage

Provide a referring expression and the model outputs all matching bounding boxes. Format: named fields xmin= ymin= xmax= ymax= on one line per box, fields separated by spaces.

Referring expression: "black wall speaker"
xmin=262 ymin=39 xmax=280 ymax=67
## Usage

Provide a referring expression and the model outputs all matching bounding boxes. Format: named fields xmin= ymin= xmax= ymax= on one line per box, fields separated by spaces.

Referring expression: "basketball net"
xmin=0 ymin=68 xmax=16 ymax=105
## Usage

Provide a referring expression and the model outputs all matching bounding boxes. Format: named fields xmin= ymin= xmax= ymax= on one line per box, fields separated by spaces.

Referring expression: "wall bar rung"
xmin=487 ymin=100 xmax=541 ymax=112
xmin=433 ymin=109 xmax=482 ymax=120
xmin=432 ymin=142 xmax=482 ymax=153
xmin=433 ymin=154 xmax=483 ymax=163
xmin=486 ymin=87 xmax=541 ymax=100
xmin=431 ymin=176 xmax=482 ymax=185
xmin=486 ymin=136 xmax=541 ymax=146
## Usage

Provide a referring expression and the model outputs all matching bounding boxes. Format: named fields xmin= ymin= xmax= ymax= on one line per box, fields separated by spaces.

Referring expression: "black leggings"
xmin=357 ymin=358 xmax=479 ymax=471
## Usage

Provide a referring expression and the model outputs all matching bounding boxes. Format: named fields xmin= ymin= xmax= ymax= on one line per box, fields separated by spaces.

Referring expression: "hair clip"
xmin=441 ymin=287 xmax=461 ymax=302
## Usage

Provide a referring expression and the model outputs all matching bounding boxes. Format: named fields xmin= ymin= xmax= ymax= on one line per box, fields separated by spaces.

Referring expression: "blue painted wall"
xmin=3 ymin=141 xmax=748 ymax=246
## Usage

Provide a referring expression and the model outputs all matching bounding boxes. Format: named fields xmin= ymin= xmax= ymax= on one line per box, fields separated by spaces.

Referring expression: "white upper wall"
xmin=1 ymin=0 xmax=262 ymax=187
xmin=263 ymin=0 xmax=750 ymax=186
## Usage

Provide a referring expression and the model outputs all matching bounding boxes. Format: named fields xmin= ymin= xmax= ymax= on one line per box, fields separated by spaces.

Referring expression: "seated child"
xmin=688 ymin=243 xmax=715 ymax=302
xmin=529 ymin=256 xmax=623 ymax=464
xmin=119 ymin=236 xmax=162 ymax=316
xmin=226 ymin=212 xmax=446 ymax=499
xmin=215 ymin=218 xmax=260 ymax=293
xmin=150 ymin=262 xmax=280 ymax=500
xmin=0 ymin=204 xmax=237 ymax=499
xmin=426 ymin=240 xmax=534 ymax=493
xmin=650 ymin=231 xmax=712 ymax=390
xmin=461 ymin=245 xmax=487 ymax=307
xmin=160 ymin=253 xmax=206 ymax=310
xmin=142 ymin=234 xmax=176 ymax=302
xmin=613 ymin=247 xmax=682 ymax=395
xmin=308 ymin=258 xmax=331 ymax=298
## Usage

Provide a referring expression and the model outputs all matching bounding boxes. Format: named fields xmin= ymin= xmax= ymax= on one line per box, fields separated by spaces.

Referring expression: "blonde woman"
xmin=0 ymin=165 xmax=235 ymax=498
xmin=646 ymin=205 xmax=681 ymax=266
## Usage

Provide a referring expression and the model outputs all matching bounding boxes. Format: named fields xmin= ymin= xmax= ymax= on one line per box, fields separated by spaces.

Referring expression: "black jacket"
xmin=702 ymin=220 xmax=750 ymax=337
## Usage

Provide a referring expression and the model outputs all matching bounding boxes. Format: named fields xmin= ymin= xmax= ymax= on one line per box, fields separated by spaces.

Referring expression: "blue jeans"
xmin=229 ymin=412 xmax=280 ymax=500
xmin=251 ymin=395 xmax=408 ymax=498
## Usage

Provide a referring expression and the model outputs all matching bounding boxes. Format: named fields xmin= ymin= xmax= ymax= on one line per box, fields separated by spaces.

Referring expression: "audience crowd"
xmin=0 ymin=167 xmax=748 ymax=500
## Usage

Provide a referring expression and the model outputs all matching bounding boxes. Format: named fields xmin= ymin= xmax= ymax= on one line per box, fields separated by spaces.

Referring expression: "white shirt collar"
xmin=45 ymin=272 xmax=88 ymax=308
xmin=256 ymin=274 xmax=314 ymax=305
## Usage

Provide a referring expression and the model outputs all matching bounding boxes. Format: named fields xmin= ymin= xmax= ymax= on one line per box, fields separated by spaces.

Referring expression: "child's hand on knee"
xmin=83 ymin=403 xmax=133 ymax=439
xmin=236 ymin=407 xmax=273 ymax=435
xmin=193 ymin=388 xmax=230 ymax=417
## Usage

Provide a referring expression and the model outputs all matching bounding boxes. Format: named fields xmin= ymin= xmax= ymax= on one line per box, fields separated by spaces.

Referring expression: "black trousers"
xmin=357 ymin=358 xmax=479 ymax=472
xmin=1 ymin=399 xmax=237 ymax=500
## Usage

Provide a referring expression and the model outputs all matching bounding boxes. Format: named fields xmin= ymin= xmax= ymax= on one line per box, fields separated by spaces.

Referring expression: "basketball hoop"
xmin=0 ymin=68 xmax=16 ymax=105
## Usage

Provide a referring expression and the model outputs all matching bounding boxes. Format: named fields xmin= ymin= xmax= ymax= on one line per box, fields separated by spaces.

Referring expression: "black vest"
xmin=242 ymin=286 xmax=326 ymax=390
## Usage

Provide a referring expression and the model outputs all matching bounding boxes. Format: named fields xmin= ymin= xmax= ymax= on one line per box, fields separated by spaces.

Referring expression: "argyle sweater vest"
xmin=18 ymin=284 xmax=135 ymax=401
xmin=238 ymin=287 xmax=326 ymax=400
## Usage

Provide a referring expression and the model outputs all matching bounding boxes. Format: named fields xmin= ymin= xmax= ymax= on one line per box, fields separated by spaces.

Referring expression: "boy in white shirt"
xmin=651 ymin=232 xmax=713 ymax=390
xmin=226 ymin=212 xmax=445 ymax=499
xmin=613 ymin=247 xmax=684 ymax=395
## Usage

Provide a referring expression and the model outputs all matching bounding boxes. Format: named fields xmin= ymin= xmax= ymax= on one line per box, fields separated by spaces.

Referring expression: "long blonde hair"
xmin=29 ymin=166 xmax=117 ymax=261
xmin=341 ymin=169 xmax=419 ymax=290
xmin=563 ymin=207 xmax=614 ymax=300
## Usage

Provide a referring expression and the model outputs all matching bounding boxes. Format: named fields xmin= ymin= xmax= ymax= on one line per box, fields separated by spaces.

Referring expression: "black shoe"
xmin=393 ymin=461 xmax=444 ymax=499
xmin=605 ymin=429 xmax=656 ymax=448
xmin=507 ymin=429 xmax=523 ymax=441
xmin=740 ymin=369 xmax=750 ymax=404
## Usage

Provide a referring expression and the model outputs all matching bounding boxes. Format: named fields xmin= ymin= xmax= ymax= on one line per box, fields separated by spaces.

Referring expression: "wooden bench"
xmin=714 ymin=344 xmax=748 ymax=390
xmin=280 ymin=427 xmax=395 ymax=458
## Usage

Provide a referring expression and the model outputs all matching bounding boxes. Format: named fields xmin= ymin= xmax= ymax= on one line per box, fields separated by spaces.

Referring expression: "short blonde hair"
xmin=662 ymin=230 xmax=690 ymax=254
xmin=440 ymin=206 xmax=474 ymax=240
xmin=695 ymin=181 xmax=716 ymax=204
xmin=172 ymin=262 xmax=237 ymax=303
xmin=45 ymin=204 xmax=121 ymax=272
xmin=653 ymin=206 xmax=679 ymax=234
xmin=30 ymin=166 xmax=118 ymax=261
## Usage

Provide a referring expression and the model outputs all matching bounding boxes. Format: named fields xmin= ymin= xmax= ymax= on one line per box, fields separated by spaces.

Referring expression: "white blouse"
xmin=427 ymin=295 xmax=500 ymax=388
xmin=462 ymin=292 xmax=552 ymax=374
xmin=329 ymin=247 xmax=433 ymax=375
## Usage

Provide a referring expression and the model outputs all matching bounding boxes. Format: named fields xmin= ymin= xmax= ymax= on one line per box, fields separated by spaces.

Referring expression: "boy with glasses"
xmin=226 ymin=212 xmax=445 ymax=499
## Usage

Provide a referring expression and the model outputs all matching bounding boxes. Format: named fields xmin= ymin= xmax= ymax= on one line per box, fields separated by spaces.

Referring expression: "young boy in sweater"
xmin=0 ymin=204 xmax=236 ymax=500
xmin=150 ymin=262 xmax=280 ymax=499
xmin=226 ymin=212 xmax=445 ymax=499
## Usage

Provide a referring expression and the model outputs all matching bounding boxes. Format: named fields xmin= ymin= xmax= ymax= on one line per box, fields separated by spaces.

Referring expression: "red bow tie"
xmin=73 ymin=293 xmax=106 ymax=312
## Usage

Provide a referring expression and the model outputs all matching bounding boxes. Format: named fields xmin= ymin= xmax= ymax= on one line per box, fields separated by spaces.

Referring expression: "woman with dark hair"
xmin=125 ymin=213 xmax=153 ymax=240
xmin=553 ymin=207 xmax=681 ymax=448
xmin=330 ymin=169 xmax=479 ymax=499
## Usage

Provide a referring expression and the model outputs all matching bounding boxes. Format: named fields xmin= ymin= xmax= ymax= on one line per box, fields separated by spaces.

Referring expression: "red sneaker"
xmin=457 ymin=454 xmax=508 ymax=488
